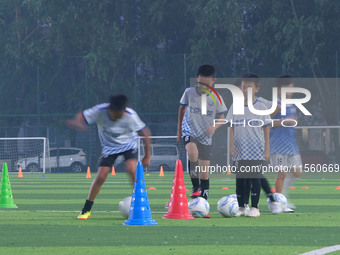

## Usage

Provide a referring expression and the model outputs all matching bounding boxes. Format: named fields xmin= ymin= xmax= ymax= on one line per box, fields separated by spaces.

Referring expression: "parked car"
xmin=114 ymin=144 xmax=179 ymax=172
xmin=15 ymin=147 xmax=87 ymax=172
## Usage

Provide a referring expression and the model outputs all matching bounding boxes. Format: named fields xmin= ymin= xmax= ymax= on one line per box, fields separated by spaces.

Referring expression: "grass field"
xmin=0 ymin=171 xmax=340 ymax=255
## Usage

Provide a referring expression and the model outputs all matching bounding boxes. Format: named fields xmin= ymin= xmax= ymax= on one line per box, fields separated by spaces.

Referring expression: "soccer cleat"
xmin=77 ymin=211 xmax=91 ymax=220
xmin=204 ymin=214 xmax=211 ymax=218
xmin=270 ymin=201 xmax=283 ymax=214
xmin=165 ymin=202 xmax=170 ymax=209
xmin=245 ymin=204 xmax=251 ymax=215
xmin=283 ymin=207 xmax=294 ymax=213
xmin=190 ymin=188 xmax=201 ymax=198
xmin=235 ymin=207 xmax=246 ymax=217
xmin=246 ymin=207 xmax=260 ymax=217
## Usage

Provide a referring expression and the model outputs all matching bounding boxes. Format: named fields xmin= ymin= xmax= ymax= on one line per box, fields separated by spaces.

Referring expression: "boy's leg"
xmin=275 ymin=171 xmax=287 ymax=193
xmin=184 ymin=139 xmax=200 ymax=196
xmin=236 ymin=174 xmax=246 ymax=208
xmin=250 ymin=178 xmax=261 ymax=208
xmin=260 ymin=174 xmax=275 ymax=202
xmin=125 ymin=158 xmax=137 ymax=184
xmin=81 ymin=166 xmax=111 ymax=214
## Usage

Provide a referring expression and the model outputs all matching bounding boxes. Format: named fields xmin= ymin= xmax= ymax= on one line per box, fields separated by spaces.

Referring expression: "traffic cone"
xmin=123 ymin=161 xmax=157 ymax=225
xmin=163 ymin=160 xmax=194 ymax=219
xmin=111 ymin=166 xmax=116 ymax=176
xmin=86 ymin=167 xmax=91 ymax=178
xmin=18 ymin=167 xmax=23 ymax=178
xmin=159 ymin=166 xmax=164 ymax=177
xmin=0 ymin=163 xmax=18 ymax=208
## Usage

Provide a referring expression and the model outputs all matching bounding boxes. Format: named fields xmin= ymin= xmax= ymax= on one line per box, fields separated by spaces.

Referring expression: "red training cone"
xmin=289 ymin=186 xmax=296 ymax=189
xmin=336 ymin=186 xmax=340 ymax=190
xmin=271 ymin=188 xmax=276 ymax=193
xmin=163 ymin=160 xmax=194 ymax=220
xmin=222 ymin=187 xmax=229 ymax=190
xmin=148 ymin=187 xmax=156 ymax=190
xmin=302 ymin=186 xmax=309 ymax=189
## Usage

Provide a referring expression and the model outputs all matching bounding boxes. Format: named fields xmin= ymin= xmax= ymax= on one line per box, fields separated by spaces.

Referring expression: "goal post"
xmin=0 ymin=137 xmax=50 ymax=173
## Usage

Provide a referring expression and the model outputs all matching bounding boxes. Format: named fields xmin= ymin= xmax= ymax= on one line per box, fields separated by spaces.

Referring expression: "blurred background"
xmin=1 ymin=0 xmax=340 ymax=171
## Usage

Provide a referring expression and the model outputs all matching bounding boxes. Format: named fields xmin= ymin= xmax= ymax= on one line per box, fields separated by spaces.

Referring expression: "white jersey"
xmin=180 ymin=86 xmax=228 ymax=145
xmin=226 ymin=99 xmax=271 ymax=161
xmin=83 ymin=104 xmax=146 ymax=155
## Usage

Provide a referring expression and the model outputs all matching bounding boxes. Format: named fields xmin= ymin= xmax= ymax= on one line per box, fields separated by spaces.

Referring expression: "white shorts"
xmin=270 ymin=154 xmax=302 ymax=171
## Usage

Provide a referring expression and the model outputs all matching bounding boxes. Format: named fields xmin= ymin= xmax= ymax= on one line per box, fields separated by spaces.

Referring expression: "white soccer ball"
xmin=217 ymin=195 xmax=239 ymax=217
xmin=267 ymin=193 xmax=288 ymax=211
xmin=188 ymin=197 xmax=210 ymax=218
xmin=119 ymin=196 xmax=132 ymax=218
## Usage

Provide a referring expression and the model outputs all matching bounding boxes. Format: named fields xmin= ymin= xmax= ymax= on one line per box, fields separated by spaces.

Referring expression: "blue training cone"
xmin=123 ymin=161 xmax=157 ymax=225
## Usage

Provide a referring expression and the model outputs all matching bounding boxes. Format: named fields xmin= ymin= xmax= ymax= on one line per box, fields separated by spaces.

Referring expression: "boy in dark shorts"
xmin=67 ymin=94 xmax=151 ymax=220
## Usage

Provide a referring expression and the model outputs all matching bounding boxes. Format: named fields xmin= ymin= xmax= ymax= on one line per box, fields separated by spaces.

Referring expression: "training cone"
xmin=163 ymin=160 xmax=194 ymax=220
xmin=0 ymin=163 xmax=18 ymax=208
xmin=111 ymin=166 xmax=116 ymax=176
xmin=86 ymin=167 xmax=91 ymax=179
xmin=336 ymin=186 xmax=340 ymax=190
xmin=123 ymin=161 xmax=157 ymax=225
xmin=18 ymin=167 xmax=23 ymax=178
xmin=159 ymin=166 xmax=164 ymax=177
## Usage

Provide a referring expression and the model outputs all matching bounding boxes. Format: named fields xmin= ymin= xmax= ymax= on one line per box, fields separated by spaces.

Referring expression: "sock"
xmin=260 ymin=174 xmax=273 ymax=197
xmin=244 ymin=179 xmax=251 ymax=205
xmin=250 ymin=178 xmax=261 ymax=208
xmin=189 ymin=160 xmax=199 ymax=190
xmin=283 ymin=172 xmax=297 ymax=198
xmin=200 ymin=179 xmax=209 ymax=200
xmin=236 ymin=177 xmax=246 ymax=207
xmin=82 ymin=199 xmax=94 ymax=214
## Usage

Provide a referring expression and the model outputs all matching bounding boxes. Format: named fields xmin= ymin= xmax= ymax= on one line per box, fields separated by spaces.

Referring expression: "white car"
xmin=16 ymin=147 xmax=87 ymax=172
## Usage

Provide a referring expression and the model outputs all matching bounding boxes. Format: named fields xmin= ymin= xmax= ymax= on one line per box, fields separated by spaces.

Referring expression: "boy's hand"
xmin=230 ymin=145 xmax=236 ymax=157
xmin=264 ymin=149 xmax=270 ymax=162
xmin=142 ymin=155 xmax=151 ymax=167
xmin=205 ymin=126 xmax=216 ymax=136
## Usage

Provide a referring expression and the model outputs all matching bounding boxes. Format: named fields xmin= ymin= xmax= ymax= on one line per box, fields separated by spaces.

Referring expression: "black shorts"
xmin=98 ymin=149 xmax=138 ymax=167
xmin=183 ymin=136 xmax=212 ymax=160
xmin=235 ymin=160 xmax=264 ymax=178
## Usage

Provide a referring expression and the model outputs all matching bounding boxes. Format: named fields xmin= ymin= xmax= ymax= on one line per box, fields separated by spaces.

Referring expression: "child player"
xmin=67 ymin=94 xmax=151 ymax=220
xmin=233 ymin=77 xmax=282 ymax=214
xmin=177 ymin=64 xmax=227 ymax=218
xmin=227 ymin=73 xmax=271 ymax=217
xmin=261 ymin=75 xmax=302 ymax=212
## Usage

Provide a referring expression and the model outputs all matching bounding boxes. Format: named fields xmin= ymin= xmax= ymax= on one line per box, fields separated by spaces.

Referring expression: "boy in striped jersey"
xmin=67 ymin=94 xmax=151 ymax=219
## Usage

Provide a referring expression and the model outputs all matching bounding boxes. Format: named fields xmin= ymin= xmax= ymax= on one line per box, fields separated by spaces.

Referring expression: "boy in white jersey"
xmin=227 ymin=73 xmax=271 ymax=217
xmin=261 ymin=76 xmax=302 ymax=212
xmin=67 ymin=94 xmax=151 ymax=220
xmin=177 ymin=65 xmax=227 ymax=217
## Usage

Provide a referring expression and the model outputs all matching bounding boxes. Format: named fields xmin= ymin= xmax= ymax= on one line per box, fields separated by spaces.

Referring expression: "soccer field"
xmin=0 ymin=172 xmax=339 ymax=255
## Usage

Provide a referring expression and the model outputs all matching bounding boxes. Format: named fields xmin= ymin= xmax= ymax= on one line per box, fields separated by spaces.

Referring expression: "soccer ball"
xmin=119 ymin=197 xmax=132 ymax=218
xmin=217 ymin=195 xmax=239 ymax=217
xmin=267 ymin=193 xmax=288 ymax=211
xmin=188 ymin=197 xmax=210 ymax=218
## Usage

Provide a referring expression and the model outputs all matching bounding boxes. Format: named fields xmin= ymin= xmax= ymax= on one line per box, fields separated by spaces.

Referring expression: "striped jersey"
xmin=83 ymin=103 xmax=146 ymax=155
xmin=180 ymin=86 xmax=228 ymax=145
xmin=226 ymin=99 xmax=271 ymax=161
xmin=259 ymin=97 xmax=300 ymax=155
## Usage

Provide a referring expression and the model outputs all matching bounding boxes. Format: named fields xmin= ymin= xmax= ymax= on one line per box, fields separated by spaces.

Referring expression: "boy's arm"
xmin=229 ymin=126 xmax=236 ymax=157
xmin=263 ymin=125 xmax=270 ymax=161
xmin=66 ymin=112 xmax=88 ymax=131
xmin=177 ymin=105 xmax=186 ymax=142
xmin=138 ymin=127 xmax=152 ymax=167
xmin=270 ymin=104 xmax=281 ymax=118
xmin=206 ymin=113 xmax=225 ymax=136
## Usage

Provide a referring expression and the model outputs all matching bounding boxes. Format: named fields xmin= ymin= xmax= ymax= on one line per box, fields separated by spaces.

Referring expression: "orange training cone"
xmin=159 ymin=166 xmax=164 ymax=177
xmin=163 ymin=160 xmax=194 ymax=219
xmin=336 ymin=186 xmax=340 ymax=190
xmin=18 ymin=167 xmax=23 ymax=178
xmin=86 ymin=167 xmax=91 ymax=178
xmin=111 ymin=166 xmax=116 ymax=176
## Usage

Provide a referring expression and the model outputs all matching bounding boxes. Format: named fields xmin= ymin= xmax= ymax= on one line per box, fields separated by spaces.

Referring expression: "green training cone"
xmin=0 ymin=163 xmax=18 ymax=208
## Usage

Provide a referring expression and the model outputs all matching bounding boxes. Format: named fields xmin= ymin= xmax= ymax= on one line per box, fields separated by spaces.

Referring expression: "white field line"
xmin=300 ymin=245 xmax=340 ymax=255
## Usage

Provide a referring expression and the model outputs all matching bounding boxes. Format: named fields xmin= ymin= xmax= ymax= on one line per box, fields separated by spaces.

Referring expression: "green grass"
xmin=0 ymin=172 xmax=340 ymax=255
